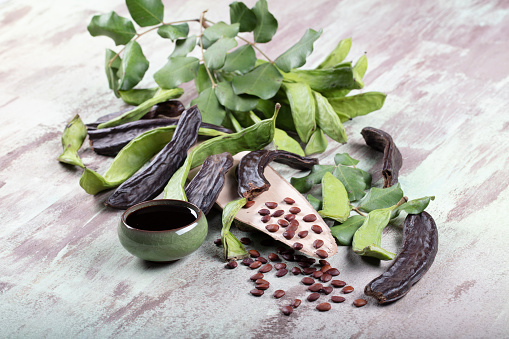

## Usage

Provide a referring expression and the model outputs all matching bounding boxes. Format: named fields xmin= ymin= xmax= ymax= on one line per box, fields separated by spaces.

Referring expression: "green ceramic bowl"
xmin=118 ymin=199 xmax=208 ymax=262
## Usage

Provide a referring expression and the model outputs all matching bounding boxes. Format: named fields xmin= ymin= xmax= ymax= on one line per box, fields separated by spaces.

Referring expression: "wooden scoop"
xmin=216 ymin=152 xmax=338 ymax=259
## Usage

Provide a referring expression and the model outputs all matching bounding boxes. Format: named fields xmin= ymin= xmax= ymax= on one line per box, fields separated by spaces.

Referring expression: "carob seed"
xmin=293 ymin=242 xmax=303 ymax=250
xmin=214 ymin=238 xmax=222 ymax=246
xmin=283 ymin=230 xmax=295 ymax=240
xmin=265 ymin=202 xmax=278 ymax=209
xmin=321 ymin=286 xmax=333 ymax=295
xmin=342 ymin=286 xmax=354 ymax=294
xmin=307 ymin=293 xmax=320 ymax=302
xmin=319 ymin=260 xmax=330 ymax=266
xmin=284 ymin=197 xmax=295 ymax=204
xmin=331 ymin=280 xmax=347 ymax=288
xmin=284 ymin=214 xmax=296 ymax=221
xmin=261 ymin=215 xmax=271 ymax=223
xmin=320 ymin=264 xmax=332 ymax=273
xmin=250 ymin=289 xmax=264 ymax=297
xmin=288 ymin=224 xmax=299 ymax=233
xmin=281 ymin=248 xmax=294 ymax=255
xmin=255 ymin=279 xmax=269 ymax=285
xmin=298 ymin=261 xmax=311 ymax=268
xmin=320 ymin=273 xmax=333 ymax=283
xmin=290 ymin=219 xmax=299 ymax=227
xmin=240 ymin=237 xmax=251 ymax=245
xmin=303 ymin=268 xmax=317 ymax=275
xmin=311 ymin=225 xmax=323 ymax=234
xmin=273 ymin=290 xmax=285 ymax=298
xmin=303 ymin=214 xmax=317 ymax=222
xmin=274 ymin=263 xmax=287 ymax=270
xmin=308 ymin=283 xmax=323 ymax=292
xmin=249 ymin=250 xmax=260 ymax=258
xmin=256 ymin=283 xmax=270 ymax=290
xmin=353 ymin=299 xmax=367 ymax=307
xmin=242 ymin=258 xmax=254 ymax=266
xmin=327 ymin=268 xmax=340 ymax=276
xmin=256 ymin=257 xmax=268 ymax=264
xmin=289 ymin=207 xmax=301 ymax=214
xmin=258 ymin=209 xmax=270 ymax=216
xmin=276 ymin=269 xmax=289 ymax=277
xmin=249 ymin=261 xmax=262 ymax=269
xmin=313 ymin=239 xmax=324 ymax=249
xmin=243 ymin=200 xmax=255 ymax=208
xmin=281 ymin=253 xmax=294 ymax=261
xmin=225 ymin=261 xmax=238 ymax=269
xmin=259 ymin=264 xmax=273 ymax=273
xmin=316 ymin=303 xmax=331 ymax=312
xmin=298 ymin=231 xmax=308 ymax=239
xmin=250 ymin=273 xmax=264 ymax=280
xmin=278 ymin=219 xmax=289 ymax=227
xmin=312 ymin=271 xmax=323 ymax=279
xmin=268 ymin=253 xmax=280 ymax=261
xmin=331 ymin=296 xmax=345 ymax=303
xmin=316 ymin=250 xmax=328 ymax=258
xmin=301 ymin=277 xmax=315 ymax=285
xmin=291 ymin=267 xmax=302 ymax=275
xmin=266 ymin=224 xmax=279 ymax=232
xmin=291 ymin=299 xmax=301 ymax=308
xmin=281 ymin=306 xmax=293 ymax=316
xmin=271 ymin=210 xmax=284 ymax=217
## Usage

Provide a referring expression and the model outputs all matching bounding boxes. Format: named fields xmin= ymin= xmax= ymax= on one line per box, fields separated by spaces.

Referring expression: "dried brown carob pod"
xmin=88 ymin=119 xmax=233 ymax=156
xmin=185 ymin=152 xmax=234 ymax=214
xmin=86 ymin=100 xmax=186 ymax=129
xmin=237 ymin=150 xmax=318 ymax=200
xmin=361 ymin=127 xmax=402 ymax=188
xmin=364 ymin=211 xmax=438 ymax=304
xmin=105 ymin=105 xmax=201 ymax=209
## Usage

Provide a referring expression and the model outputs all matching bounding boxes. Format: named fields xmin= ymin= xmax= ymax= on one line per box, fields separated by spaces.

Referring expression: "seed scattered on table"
xmin=249 ymin=249 xmax=260 ymax=258
xmin=313 ymin=239 xmax=324 ymax=249
xmin=274 ymin=263 xmax=287 ymax=270
xmin=283 ymin=230 xmax=295 ymax=240
xmin=256 ymin=256 xmax=268 ymax=264
xmin=242 ymin=258 xmax=254 ymax=266
xmin=291 ymin=267 xmax=302 ymax=275
xmin=321 ymin=286 xmax=333 ymax=295
xmin=278 ymin=219 xmax=289 ymax=227
xmin=291 ymin=299 xmax=301 ymax=308
xmin=261 ymin=215 xmax=271 ymax=223
xmin=225 ymin=261 xmax=238 ymax=269
xmin=319 ymin=260 xmax=329 ymax=266
xmin=288 ymin=224 xmax=299 ymax=233
xmin=312 ymin=271 xmax=323 ymax=279
xmin=308 ymin=283 xmax=323 ymax=292
xmin=289 ymin=207 xmax=301 ymax=214
xmin=327 ymin=268 xmax=340 ymax=276
xmin=259 ymin=264 xmax=273 ymax=273
xmin=276 ymin=268 xmax=289 ymax=277
xmin=250 ymin=273 xmax=264 ymax=280
xmin=281 ymin=253 xmax=294 ymax=261
xmin=316 ymin=249 xmax=328 ymax=258
xmin=266 ymin=224 xmax=279 ymax=232
xmin=303 ymin=214 xmax=317 ymax=222
xmin=342 ymin=286 xmax=354 ymax=294
xmin=284 ymin=214 xmax=296 ymax=221
xmin=256 ymin=283 xmax=270 ymax=290
xmin=240 ymin=237 xmax=251 ymax=245
xmin=281 ymin=306 xmax=293 ymax=315
xmin=320 ymin=273 xmax=332 ymax=283
xmin=268 ymin=253 xmax=280 ymax=261
xmin=290 ymin=219 xmax=299 ymax=227
xmin=292 ymin=242 xmax=303 ymax=250
xmin=271 ymin=209 xmax=284 ymax=217
xmin=307 ymin=292 xmax=320 ymax=302
xmin=331 ymin=280 xmax=347 ymax=288
xmin=249 ymin=261 xmax=262 ymax=269
xmin=258 ymin=209 xmax=270 ymax=215
xmin=298 ymin=231 xmax=308 ymax=238
xmin=320 ymin=264 xmax=332 ymax=272
xmin=311 ymin=225 xmax=323 ymax=234
xmin=298 ymin=261 xmax=311 ymax=268
xmin=284 ymin=197 xmax=295 ymax=205
xmin=331 ymin=296 xmax=346 ymax=303
xmin=265 ymin=201 xmax=278 ymax=209
xmin=303 ymin=267 xmax=317 ymax=275
xmin=255 ymin=278 xmax=269 ymax=285
xmin=273 ymin=290 xmax=285 ymax=298
xmin=250 ymin=289 xmax=264 ymax=297
xmin=316 ymin=302 xmax=331 ymax=312
xmin=353 ymin=299 xmax=367 ymax=307
xmin=243 ymin=200 xmax=255 ymax=208
xmin=301 ymin=277 xmax=315 ymax=285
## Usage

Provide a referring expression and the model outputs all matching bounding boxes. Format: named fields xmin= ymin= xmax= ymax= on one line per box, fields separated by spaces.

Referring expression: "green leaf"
xmin=252 ymin=0 xmax=278 ymax=43
xmin=229 ymin=1 xmax=257 ymax=32
xmin=204 ymin=37 xmax=238 ymax=70
xmin=283 ymin=67 xmax=361 ymax=92
xmin=195 ymin=64 xmax=214 ymax=93
xmin=317 ymin=37 xmax=352 ymax=69
xmin=330 ymin=215 xmax=365 ymax=246
xmin=290 ymin=164 xmax=335 ymax=193
xmin=327 ymin=92 xmax=386 ymax=122
xmin=232 ymin=63 xmax=283 ymax=99
xmin=119 ymin=41 xmax=149 ymax=91
xmin=358 ymin=183 xmax=404 ymax=213
xmin=203 ymin=22 xmax=240 ymax=44
xmin=88 ymin=11 xmax=136 ymax=46
xmin=190 ymin=87 xmax=226 ymax=125
xmin=221 ymin=198 xmax=249 ymax=260
xmin=105 ymin=49 xmax=122 ymax=96
xmin=154 ymin=56 xmax=200 ymax=89
xmin=256 ymin=100 xmax=296 ymax=132
xmin=57 ymin=114 xmax=87 ymax=168
xmin=97 ymin=88 xmax=183 ymax=128
xmin=126 ymin=0 xmax=163 ymax=26
xmin=223 ymin=44 xmax=256 ymax=73
xmin=170 ymin=35 xmax=196 ymax=57
xmin=307 ymin=194 xmax=322 ymax=211
xmin=393 ymin=196 xmax=435 ymax=217
xmin=354 ymin=54 xmax=368 ymax=79
xmin=334 ymin=153 xmax=359 ymax=166
xmin=318 ymin=172 xmax=351 ymax=223
xmin=157 ymin=23 xmax=189 ymax=40
xmin=273 ymin=128 xmax=305 ymax=156
xmin=119 ymin=87 xmax=158 ymax=105
xmin=352 ymin=205 xmax=398 ymax=260
xmin=281 ymin=82 xmax=316 ymax=142
xmin=275 ymin=28 xmax=322 ymax=72
xmin=313 ymin=91 xmax=346 ymax=143
xmin=215 ymin=81 xmax=259 ymax=112
xmin=332 ymin=165 xmax=367 ymax=202
xmin=304 ymin=128 xmax=328 ymax=155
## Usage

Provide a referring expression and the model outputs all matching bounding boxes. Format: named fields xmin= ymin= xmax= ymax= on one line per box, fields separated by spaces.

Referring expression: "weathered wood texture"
xmin=1 ymin=0 xmax=508 ymax=338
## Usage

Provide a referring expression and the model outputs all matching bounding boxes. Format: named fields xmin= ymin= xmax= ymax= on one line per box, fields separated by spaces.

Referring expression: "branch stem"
xmin=351 ymin=206 xmax=366 ymax=217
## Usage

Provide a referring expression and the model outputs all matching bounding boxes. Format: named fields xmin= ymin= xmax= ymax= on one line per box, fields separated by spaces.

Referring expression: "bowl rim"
xmin=121 ymin=199 xmax=203 ymax=233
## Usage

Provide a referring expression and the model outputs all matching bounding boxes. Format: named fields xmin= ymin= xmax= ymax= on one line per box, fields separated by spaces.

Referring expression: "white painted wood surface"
xmin=1 ymin=0 xmax=508 ymax=337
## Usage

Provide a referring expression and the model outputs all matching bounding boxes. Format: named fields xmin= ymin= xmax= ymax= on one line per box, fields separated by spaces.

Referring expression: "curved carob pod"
xmin=364 ymin=211 xmax=438 ymax=304
xmin=361 ymin=127 xmax=402 ymax=188
xmin=237 ymin=150 xmax=318 ymax=200
xmin=89 ymin=119 xmax=233 ymax=156
xmin=105 ymin=105 xmax=201 ymax=209
xmin=86 ymin=100 xmax=185 ymax=129
xmin=185 ymin=152 xmax=234 ymax=214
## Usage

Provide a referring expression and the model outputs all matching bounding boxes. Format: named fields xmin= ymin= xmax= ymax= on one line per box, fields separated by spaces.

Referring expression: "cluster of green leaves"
xmin=87 ymin=0 xmax=386 ymax=155
xmin=291 ymin=152 xmax=434 ymax=260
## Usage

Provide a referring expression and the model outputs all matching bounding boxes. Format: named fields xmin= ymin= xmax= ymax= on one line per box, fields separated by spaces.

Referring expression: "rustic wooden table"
xmin=1 ymin=0 xmax=508 ymax=337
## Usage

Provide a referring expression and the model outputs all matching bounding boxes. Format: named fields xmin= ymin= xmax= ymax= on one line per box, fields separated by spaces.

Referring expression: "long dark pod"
xmin=364 ymin=211 xmax=438 ymax=304
xmin=361 ymin=127 xmax=402 ymax=188
xmin=89 ymin=119 xmax=233 ymax=156
xmin=185 ymin=152 xmax=234 ymax=214
xmin=105 ymin=105 xmax=201 ymax=209
xmin=237 ymin=150 xmax=318 ymax=200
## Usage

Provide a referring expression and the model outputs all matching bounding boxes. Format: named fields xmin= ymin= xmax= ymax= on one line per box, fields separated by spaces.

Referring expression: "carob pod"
xmin=86 ymin=100 xmax=185 ymax=129
xmin=89 ymin=119 xmax=232 ymax=156
xmin=361 ymin=127 xmax=402 ymax=188
xmin=237 ymin=150 xmax=318 ymax=200
xmin=185 ymin=152 xmax=234 ymax=214
xmin=105 ymin=105 xmax=201 ymax=209
xmin=364 ymin=211 xmax=438 ymax=304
